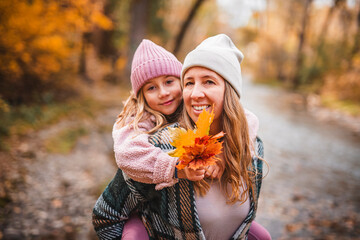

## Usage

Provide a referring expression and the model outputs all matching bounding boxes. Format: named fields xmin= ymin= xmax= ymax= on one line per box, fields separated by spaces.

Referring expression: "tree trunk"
xmin=173 ymin=0 xmax=205 ymax=55
xmin=292 ymin=0 xmax=313 ymax=89
xmin=93 ymin=0 xmax=117 ymax=58
xmin=349 ymin=2 xmax=360 ymax=68
xmin=319 ymin=0 xmax=344 ymax=44
xmin=78 ymin=32 xmax=92 ymax=84
xmin=313 ymin=0 xmax=345 ymax=65
xmin=125 ymin=0 xmax=150 ymax=79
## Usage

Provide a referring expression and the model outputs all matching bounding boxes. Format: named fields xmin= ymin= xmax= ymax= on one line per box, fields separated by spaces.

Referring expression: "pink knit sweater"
xmin=113 ymin=110 xmax=259 ymax=190
xmin=113 ymin=113 xmax=178 ymax=190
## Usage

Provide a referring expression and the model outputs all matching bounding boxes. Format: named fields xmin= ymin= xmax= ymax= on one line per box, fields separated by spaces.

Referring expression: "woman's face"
xmin=183 ymin=67 xmax=225 ymax=133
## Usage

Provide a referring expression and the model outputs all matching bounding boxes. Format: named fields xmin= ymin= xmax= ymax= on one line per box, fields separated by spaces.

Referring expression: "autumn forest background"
xmin=1 ymin=0 xmax=359 ymax=145
xmin=0 ymin=0 xmax=359 ymax=239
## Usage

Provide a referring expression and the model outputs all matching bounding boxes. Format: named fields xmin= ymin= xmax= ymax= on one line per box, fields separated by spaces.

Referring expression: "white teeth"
xmin=193 ymin=105 xmax=210 ymax=111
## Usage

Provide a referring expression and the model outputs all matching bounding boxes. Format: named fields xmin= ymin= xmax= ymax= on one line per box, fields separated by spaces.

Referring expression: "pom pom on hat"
xmin=181 ymin=34 xmax=244 ymax=98
xmin=131 ymin=39 xmax=183 ymax=95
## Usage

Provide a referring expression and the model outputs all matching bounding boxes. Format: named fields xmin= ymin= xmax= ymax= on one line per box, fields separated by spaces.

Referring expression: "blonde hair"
xmin=180 ymin=82 xmax=254 ymax=205
xmin=117 ymin=90 xmax=174 ymax=134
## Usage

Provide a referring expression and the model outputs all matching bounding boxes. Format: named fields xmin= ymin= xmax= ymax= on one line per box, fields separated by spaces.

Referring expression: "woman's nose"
xmin=191 ymin=83 xmax=205 ymax=99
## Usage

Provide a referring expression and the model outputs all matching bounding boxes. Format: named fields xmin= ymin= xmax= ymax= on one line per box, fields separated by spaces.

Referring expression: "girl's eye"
xmin=147 ymin=86 xmax=155 ymax=91
xmin=166 ymin=79 xmax=174 ymax=85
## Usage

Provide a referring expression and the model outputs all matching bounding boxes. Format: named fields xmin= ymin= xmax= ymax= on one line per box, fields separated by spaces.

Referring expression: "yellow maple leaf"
xmin=168 ymin=127 xmax=195 ymax=158
xmin=194 ymin=107 xmax=214 ymax=136
xmin=168 ymin=108 xmax=224 ymax=171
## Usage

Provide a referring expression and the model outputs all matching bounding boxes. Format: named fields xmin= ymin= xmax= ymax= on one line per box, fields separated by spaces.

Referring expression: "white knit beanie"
xmin=181 ymin=34 xmax=244 ymax=98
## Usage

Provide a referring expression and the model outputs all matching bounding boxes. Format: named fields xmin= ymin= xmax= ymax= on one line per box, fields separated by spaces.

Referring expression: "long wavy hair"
xmin=180 ymin=82 xmax=254 ymax=205
xmin=116 ymin=90 xmax=182 ymax=134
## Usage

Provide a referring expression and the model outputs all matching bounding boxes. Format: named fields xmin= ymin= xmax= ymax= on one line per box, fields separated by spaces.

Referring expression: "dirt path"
xmin=241 ymin=77 xmax=360 ymax=239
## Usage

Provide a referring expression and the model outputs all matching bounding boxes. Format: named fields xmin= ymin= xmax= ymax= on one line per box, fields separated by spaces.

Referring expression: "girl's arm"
xmin=112 ymin=117 xmax=178 ymax=190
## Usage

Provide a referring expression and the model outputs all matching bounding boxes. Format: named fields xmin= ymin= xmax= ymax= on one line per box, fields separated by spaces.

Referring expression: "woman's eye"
xmin=147 ymin=86 xmax=155 ymax=91
xmin=184 ymin=81 xmax=194 ymax=87
xmin=205 ymin=80 xmax=215 ymax=85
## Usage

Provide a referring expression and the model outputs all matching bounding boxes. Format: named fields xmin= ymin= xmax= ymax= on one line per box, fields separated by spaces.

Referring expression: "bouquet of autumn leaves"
xmin=168 ymin=109 xmax=225 ymax=170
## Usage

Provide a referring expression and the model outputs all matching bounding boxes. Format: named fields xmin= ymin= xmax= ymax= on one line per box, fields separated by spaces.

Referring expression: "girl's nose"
xmin=191 ymin=83 xmax=205 ymax=99
xmin=158 ymin=86 xmax=170 ymax=98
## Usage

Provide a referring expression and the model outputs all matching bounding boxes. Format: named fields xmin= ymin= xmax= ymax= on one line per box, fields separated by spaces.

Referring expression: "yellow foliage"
xmin=0 ymin=98 xmax=10 ymax=113
xmin=0 ymin=0 xmax=113 ymax=100
xmin=91 ymin=12 xmax=113 ymax=30
xmin=322 ymin=68 xmax=360 ymax=103
xmin=32 ymin=36 xmax=70 ymax=58
xmin=115 ymin=57 xmax=127 ymax=71
xmin=33 ymin=55 xmax=61 ymax=80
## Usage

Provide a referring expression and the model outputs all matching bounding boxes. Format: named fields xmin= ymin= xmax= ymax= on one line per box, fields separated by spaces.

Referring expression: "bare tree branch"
xmin=292 ymin=0 xmax=313 ymax=89
xmin=173 ymin=0 xmax=205 ymax=55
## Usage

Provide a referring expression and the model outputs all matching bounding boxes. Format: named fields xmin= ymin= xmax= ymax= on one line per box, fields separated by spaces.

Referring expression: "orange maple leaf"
xmin=168 ymin=108 xmax=225 ymax=170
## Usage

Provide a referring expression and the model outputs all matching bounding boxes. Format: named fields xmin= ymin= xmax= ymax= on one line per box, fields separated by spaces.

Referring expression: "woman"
xmin=179 ymin=34 xmax=269 ymax=240
xmin=92 ymin=34 xmax=269 ymax=240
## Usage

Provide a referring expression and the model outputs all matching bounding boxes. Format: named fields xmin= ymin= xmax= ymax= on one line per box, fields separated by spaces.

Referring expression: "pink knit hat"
xmin=131 ymin=39 xmax=182 ymax=95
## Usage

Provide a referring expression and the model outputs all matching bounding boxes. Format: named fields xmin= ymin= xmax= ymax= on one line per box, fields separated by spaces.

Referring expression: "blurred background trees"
xmin=243 ymin=0 xmax=360 ymax=108
xmin=1 ymin=1 xmax=359 ymax=238
xmin=0 ymin=0 xmax=113 ymax=104
xmin=0 ymin=0 xmax=359 ymax=142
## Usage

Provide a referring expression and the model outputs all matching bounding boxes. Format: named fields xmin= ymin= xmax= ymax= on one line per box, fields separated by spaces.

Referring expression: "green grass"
xmin=44 ymin=127 xmax=89 ymax=154
xmin=97 ymin=124 xmax=113 ymax=134
xmin=0 ymin=97 xmax=102 ymax=151
xmin=322 ymin=96 xmax=360 ymax=116
xmin=253 ymin=77 xmax=282 ymax=87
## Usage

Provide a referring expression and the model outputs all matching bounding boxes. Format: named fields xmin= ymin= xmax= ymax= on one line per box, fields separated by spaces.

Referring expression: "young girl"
xmin=111 ymin=39 xmax=209 ymax=240
xmin=112 ymin=39 xmax=206 ymax=192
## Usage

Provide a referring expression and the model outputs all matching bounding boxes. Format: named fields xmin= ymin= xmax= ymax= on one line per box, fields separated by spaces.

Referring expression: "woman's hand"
xmin=205 ymin=163 xmax=223 ymax=179
xmin=177 ymin=167 xmax=205 ymax=181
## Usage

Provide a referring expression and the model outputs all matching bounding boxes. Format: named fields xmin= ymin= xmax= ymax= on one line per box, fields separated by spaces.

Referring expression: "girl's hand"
xmin=205 ymin=163 xmax=223 ymax=179
xmin=177 ymin=167 xmax=205 ymax=181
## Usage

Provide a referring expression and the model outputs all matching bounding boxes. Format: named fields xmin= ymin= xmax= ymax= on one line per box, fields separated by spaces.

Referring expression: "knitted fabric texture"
xmin=131 ymin=39 xmax=183 ymax=95
xmin=112 ymin=114 xmax=178 ymax=190
xmin=181 ymin=34 xmax=244 ymax=98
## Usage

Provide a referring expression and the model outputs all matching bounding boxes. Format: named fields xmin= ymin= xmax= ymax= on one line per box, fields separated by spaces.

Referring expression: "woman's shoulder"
xmin=252 ymin=137 xmax=264 ymax=171
xmin=148 ymin=123 xmax=179 ymax=151
xmin=255 ymin=136 xmax=264 ymax=158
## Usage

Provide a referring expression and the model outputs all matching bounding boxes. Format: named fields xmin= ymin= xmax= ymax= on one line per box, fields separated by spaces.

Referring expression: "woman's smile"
xmin=192 ymin=104 xmax=211 ymax=112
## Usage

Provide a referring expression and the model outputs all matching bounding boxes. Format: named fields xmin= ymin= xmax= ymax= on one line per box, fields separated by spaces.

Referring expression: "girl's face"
xmin=142 ymin=75 xmax=182 ymax=116
xmin=183 ymin=67 xmax=225 ymax=133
